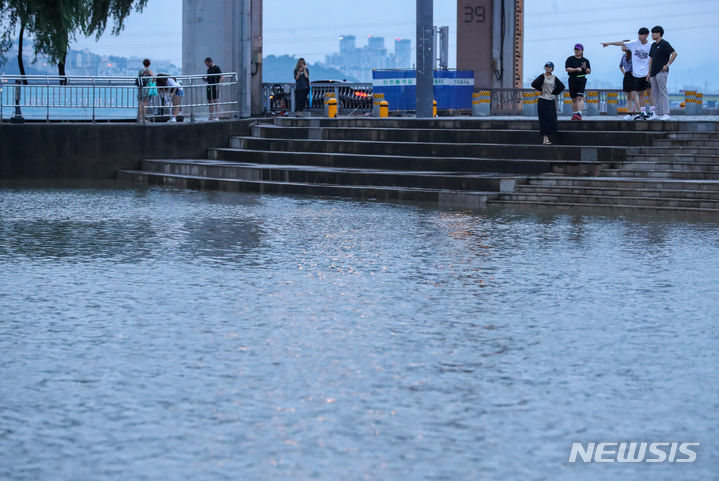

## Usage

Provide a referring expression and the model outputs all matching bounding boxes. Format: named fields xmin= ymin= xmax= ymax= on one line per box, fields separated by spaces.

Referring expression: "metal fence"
xmin=264 ymin=82 xmax=373 ymax=115
xmin=0 ymin=73 xmax=239 ymax=123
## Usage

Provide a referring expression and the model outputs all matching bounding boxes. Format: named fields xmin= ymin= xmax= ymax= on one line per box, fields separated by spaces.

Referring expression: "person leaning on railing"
xmin=137 ymin=58 xmax=157 ymax=122
xmin=157 ymin=74 xmax=184 ymax=123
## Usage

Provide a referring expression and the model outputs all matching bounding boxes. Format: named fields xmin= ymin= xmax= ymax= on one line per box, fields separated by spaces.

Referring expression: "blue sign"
xmin=372 ymin=70 xmax=474 ymax=110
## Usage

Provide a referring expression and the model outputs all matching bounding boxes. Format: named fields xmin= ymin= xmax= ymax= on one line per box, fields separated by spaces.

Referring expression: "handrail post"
xmin=11 ymin=79 xmax=24 ymax=123
xmin=46 ymin=75 xmax=50 ymax=121
xmin=92 ymin=77 xmax=96 ymax=123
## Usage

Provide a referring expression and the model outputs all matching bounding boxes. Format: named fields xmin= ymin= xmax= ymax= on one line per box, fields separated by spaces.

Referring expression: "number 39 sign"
xmin=463 ymin=5 xmax=487 ymax=23
xmin=457 ymin=0 xmax=493 ymax=87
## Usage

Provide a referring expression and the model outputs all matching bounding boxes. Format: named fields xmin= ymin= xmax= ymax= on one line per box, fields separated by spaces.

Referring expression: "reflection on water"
xmin=0 ymin=181 xmax=717 ymax=481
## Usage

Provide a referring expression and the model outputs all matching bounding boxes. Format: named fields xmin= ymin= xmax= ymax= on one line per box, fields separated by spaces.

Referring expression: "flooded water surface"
xmin=1 ymin=182 xmax=717 ymax=480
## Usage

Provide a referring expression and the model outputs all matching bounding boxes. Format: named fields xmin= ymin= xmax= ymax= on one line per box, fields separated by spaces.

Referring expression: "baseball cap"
xmin=544 ymin=61 xmax=554 ymax=68
xmin=574 ymin=43 xmax=584 ymax=50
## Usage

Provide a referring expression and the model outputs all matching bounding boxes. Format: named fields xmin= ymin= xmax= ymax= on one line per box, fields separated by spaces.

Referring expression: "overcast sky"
xmin=67 ymin=0 xmax=718 ymax=90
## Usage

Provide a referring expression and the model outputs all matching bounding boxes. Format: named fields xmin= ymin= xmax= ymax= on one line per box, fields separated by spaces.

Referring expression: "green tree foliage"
xmin=0 ymin=0 xmax=147 ymax=77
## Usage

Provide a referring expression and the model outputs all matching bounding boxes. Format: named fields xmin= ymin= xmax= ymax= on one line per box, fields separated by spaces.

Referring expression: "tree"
xmin=0 ymin=0 xmax=148 ymax=80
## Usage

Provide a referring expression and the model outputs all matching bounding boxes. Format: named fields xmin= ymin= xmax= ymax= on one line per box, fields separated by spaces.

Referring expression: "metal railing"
xmin=264 ymin=82 xmax=373 ymax=115
xmin=0 ymin=72 xmax=240 ymax=123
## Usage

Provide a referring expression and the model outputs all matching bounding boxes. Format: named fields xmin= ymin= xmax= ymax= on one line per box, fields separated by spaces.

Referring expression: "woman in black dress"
xmin=531 ymin=62 xmax=566 ymax=145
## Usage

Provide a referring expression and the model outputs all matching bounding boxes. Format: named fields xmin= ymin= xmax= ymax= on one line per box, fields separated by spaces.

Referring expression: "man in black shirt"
xmin=647 ymin=26 xmax=677 ymax=120
xmin=565 ymin=44 xmax=591 ymax=120
xmin=204 ymin=57 xmax=223 ymax=121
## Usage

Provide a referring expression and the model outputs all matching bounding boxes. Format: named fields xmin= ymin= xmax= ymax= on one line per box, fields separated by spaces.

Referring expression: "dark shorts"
xmin=632 ymin=76 xmax=651 ymax=92
xmin=568 ymin=76 xmax=587 ymax=99
xmin=622 ymin=72 xmax=634 ymax=93
xmin=206 ymin=85 xmax=218 ymax=101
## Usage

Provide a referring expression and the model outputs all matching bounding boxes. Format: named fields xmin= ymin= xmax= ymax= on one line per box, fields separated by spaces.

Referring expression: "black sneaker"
xmin=633 ymin=112 xmax=646 ymax=120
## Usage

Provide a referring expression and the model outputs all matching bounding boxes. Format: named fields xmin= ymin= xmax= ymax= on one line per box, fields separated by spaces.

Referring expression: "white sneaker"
xmin=168 ymin=117 xmax=177 ymax=123
xmin=633 ymin=113 xmax=646 ymax=120
xmin=624 ymin=114 xmax=633 ymax=120
xmin=660 ymin=114 xmax=671 ymax=121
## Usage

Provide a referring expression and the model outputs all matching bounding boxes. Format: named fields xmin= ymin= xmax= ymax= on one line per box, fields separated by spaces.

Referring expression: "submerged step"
xmin=116 ymin=170 xmax=500 ymax=208
xmin=139 ymin=158 xmax=520 ymax=192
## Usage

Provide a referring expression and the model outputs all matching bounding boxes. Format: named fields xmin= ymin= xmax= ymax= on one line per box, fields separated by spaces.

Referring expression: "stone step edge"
xmin=211 ymin=147 xmax=594 ymax=165
xmin=487 ymin=200 xmax=719 ymax=214
xmin=502 ymin=192 xmax=719 ymax=203
xmin=253 ymin=125 xmax=663 ymax=135
xmin=234 ymin=136 xmax=629 ymax=151
xmin=518 ymin=185 xmax=719 ymax=197
xmin=140 ymin=159 xmax=523 ymax=179
xmin=117 ymin=170 xmax=501 ymax=197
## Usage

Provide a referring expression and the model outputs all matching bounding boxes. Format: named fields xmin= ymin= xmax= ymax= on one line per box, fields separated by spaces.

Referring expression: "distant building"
xmin=393 ymin=38 xmax=411 ymax=69
xmin=324 ymin=35 xmax=411 ymax=82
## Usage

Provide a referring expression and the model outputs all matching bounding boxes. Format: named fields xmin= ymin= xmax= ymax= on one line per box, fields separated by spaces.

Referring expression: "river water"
xmin=1 ymin=182 xmax=717 ymax=481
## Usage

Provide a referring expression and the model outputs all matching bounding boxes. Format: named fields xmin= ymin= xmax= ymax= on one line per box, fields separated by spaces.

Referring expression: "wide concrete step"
xmin=496 ymin=192 xmax=719 ymax=209
xmin=526 ymin=175 xmax=719 ymax=192
xmin=625 ymin=154 xmax=719 ymax=163
xmin=208 ymin=147 xmax=564 ymax=175
xmin=617 ymin=161 xmax=719 ymax=172
xmin=664 ymin=132 xmax=719 ymax=140
xmin=517 ymin=184 xmax=719 ymax=200
xmin=139 ymin=158 xmax=520 ymax=192
xmin=115 ymin=170 xmax=499 ymax=208
xmin=250 ymin=124 xmax=658 ymax=146
xmin=272 ymin=117 xmax=719 ymax=133
xmin=599 ymin=169 xmax=719 ymax=180
xmin=632 ymin=146 xmax=719 ymax=155
xmin=231 ymin=136 xmax=624 ymax=163
xmin=653 ymin=139 xmax=719 ymax=148
xmin=487 ymin=199 xmax=719 ymax=214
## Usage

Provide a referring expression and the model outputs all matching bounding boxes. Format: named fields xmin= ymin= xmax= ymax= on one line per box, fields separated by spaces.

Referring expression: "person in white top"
xmin=165 ymin=76 xmax=184 ymax=122
xmin=602 ymin=27 xmax=655 ymax=120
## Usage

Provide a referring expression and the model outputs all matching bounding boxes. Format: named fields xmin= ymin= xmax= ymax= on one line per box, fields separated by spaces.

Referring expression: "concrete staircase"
xmin=118 ymin=117 xmax=719 ymax=214
xmin=491 ymin=128 xmax=719 ymax=213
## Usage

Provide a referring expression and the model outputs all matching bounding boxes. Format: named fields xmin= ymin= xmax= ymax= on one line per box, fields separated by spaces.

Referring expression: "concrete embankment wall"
xmin=0 ymin=120 xmax=255 ymax=179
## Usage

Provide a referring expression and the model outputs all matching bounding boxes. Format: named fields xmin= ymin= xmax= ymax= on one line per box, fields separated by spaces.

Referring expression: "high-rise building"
xmin=324 ymin=35 xmax=410 ymax=82
xmin=393 ymin=38 xmax=411 ymax=69
xmin=339 ymin=35 xmax=356 ymax=55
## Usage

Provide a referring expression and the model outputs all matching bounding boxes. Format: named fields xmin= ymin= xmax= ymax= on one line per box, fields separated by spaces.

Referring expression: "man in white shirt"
xmin=602 ymin=27 xmax=655 ymax=120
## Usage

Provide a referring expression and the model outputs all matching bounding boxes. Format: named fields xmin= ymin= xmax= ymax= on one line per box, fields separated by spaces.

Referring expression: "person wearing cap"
xmin=565 ymin=44 xmax=591 ymax=120
xmin=602 ymin=28 xmax=654 ymax=120
xmin=531 ymin=61 xmax=566 ymax=145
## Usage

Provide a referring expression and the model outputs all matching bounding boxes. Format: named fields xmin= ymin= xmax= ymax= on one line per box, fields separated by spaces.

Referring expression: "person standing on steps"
xmin=294 ymin=58 xmax=310 ymax=115
xmin=565 ymin=44 xmax=591 ymax=120
xmin=602 ymin=28 xmax=653 ymax=119
xmin=619 ymin=49 xmax=635 ymax=118
xmin=204 ymin=57 xmax=223 ymax=121
xmin=648 ymin=25 xmax=677 ymax=121
xmin=531 ymin=61 xmax=565 ymax=145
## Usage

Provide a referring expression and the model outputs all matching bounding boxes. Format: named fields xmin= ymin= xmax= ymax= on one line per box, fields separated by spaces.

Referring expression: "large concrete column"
xmin=182 ymin=0 xmax=262 ymax=117
xmin=456 ymin=0 xmax=523 ymax=89
xmin=416 ymin=0 xmax=434 ymax=118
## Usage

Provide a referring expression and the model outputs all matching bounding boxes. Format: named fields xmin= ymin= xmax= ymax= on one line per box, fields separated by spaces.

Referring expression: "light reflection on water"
xmin=1 ymin=182 xmax=717 ymax=480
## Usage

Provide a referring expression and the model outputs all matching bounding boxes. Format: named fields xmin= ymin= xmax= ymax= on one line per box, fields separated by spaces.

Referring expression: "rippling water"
xmin=1 ymin=181 xmax=717 ymax=481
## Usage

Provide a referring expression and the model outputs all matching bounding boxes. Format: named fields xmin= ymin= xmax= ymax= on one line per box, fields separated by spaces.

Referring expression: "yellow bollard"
xmin=327 ymin=97 xmax=338 ymax=118
xmin=433 ymin=99 xmax=437 ymax=117
xmin=379 ymin=100 xmax=389 ymax=118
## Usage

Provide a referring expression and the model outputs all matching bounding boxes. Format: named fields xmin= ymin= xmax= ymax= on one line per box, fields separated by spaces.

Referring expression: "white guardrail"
xmin=0 ymin=73 xmax=239 ymax=123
